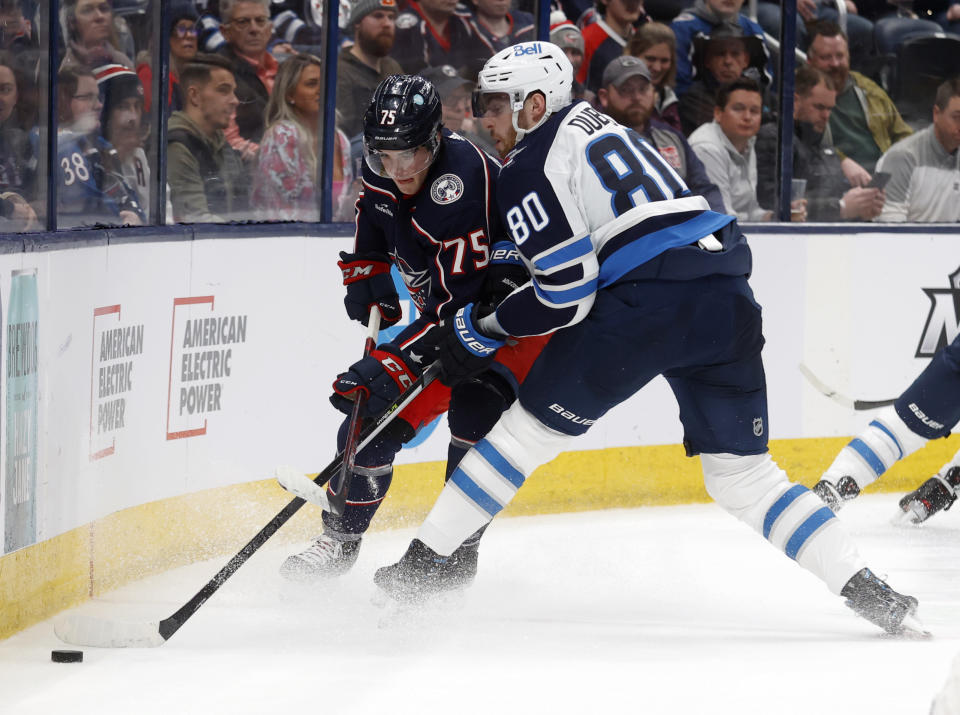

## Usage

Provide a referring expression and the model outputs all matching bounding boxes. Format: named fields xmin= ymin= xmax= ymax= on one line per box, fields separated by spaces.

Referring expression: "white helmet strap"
xmin=510 ymin=90 xmax=551 ymax=143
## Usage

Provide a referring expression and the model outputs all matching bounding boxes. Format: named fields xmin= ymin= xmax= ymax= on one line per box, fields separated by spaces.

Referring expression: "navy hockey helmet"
xmin=362 ymin=74 xmax=443 ymax=178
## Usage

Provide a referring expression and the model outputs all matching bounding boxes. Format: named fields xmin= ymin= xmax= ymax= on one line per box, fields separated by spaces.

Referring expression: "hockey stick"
xmin=799 ymin=363 xmax=897 ymax=410
xmin=54 ymin=363 xmax=439 ymax=649
xmin=277 ymin=362 xmax=440 ymax=507
xmin=328 ymin=306 xmax=381 ymax=516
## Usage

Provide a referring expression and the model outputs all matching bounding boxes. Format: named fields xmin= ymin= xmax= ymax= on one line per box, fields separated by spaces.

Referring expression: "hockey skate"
xmin=373 ymin=539 xmax=478 ymax=603
xmin=840 ymin=568 xmax=929 ymax=637
xmin=813 ymin=476 xmax=861 ymax=512
xmin=898 ymin=466 xmax=960 ymax=524
xmin=279 ymin=534 xmax=361 ymax=581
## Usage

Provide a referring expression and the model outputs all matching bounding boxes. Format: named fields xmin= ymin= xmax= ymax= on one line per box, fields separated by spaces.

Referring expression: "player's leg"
xmin=674 ymin=275 xmax=920 ymax=633
xmin=280 ymin=418 xmax=409 ymax=580
xmin=815 ymin=333 xmax=960 ymax=514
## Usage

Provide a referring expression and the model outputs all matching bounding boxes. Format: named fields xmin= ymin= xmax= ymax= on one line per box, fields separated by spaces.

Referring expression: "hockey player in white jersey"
xmin=373 ymin=41 xmax=928 ymax=636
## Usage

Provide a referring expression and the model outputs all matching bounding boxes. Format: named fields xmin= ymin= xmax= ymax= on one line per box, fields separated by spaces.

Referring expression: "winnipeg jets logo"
xmin=392 ymin=253 xmax=430 ymax=311
xmin=916 ymin=266 xmax=960 ymax=357
xmin=431 ymin=174 xmax=464 ymax=204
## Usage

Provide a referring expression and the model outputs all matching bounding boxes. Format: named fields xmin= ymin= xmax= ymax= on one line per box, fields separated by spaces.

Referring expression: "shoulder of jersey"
xmin=396 ymin=12 xmax=419 ymax=29
xmin=673 ymin=11 xmax=696 ymax=22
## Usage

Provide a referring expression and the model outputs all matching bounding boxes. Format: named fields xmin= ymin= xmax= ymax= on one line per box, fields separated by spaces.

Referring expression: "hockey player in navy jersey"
xmin=281 ymin=74 xmax=545 ymax=583
xmin=814 ymin=333 xmax=960 ymax=525
xmin=374 ymin=41 xmax=927 ymax=636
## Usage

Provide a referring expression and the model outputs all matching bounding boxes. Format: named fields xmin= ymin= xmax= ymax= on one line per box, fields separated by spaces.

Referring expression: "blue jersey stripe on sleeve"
xmin=533 ymin=236 xmax=593 ymax=272
xmin=533 ymin=277 xmax=599 ymax=305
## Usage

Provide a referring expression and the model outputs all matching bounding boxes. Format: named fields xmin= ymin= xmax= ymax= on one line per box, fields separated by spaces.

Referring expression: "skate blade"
xmin=897 ymin=613 xmax=933 ymax=640
xmin=890 ymin=508 xmax=922 ymax=528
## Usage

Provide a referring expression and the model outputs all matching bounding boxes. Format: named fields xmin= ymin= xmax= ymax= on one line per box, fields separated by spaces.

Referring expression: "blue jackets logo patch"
xmin=431 ymin=173 xmax=464 ymax=204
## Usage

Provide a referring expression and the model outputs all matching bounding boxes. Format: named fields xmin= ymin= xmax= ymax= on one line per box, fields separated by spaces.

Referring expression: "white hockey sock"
xmin=702 ymin=452 xmax=866 ymax=594
xmin=823 ymin=406 xmax=929 ymax=489
xmin=418 ymin=401 xmax=573 ymax=555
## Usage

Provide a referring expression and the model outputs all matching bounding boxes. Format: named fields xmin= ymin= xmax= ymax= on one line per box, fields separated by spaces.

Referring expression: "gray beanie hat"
xmin=349 ymin=0 xmax=398 ymax=26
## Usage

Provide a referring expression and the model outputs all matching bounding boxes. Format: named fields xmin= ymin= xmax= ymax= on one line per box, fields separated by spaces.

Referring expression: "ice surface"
xmin=1 ymin=494 xmax=958 ymax=715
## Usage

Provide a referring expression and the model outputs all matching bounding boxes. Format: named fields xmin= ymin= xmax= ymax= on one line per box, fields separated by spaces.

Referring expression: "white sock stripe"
xmin=767 ymin=492 xmax=828 ymax=551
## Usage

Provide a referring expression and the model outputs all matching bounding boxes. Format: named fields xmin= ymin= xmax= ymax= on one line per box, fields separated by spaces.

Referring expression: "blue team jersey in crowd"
xmin=490 ymin=100 xmax=747 ymax=338
xmin=55 ymin=131 xmax=145 ymax=229
xmin=353 ymin=129 xmax=504 ymax=351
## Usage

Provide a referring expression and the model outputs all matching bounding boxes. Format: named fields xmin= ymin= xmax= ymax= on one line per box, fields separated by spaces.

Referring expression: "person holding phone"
xmin=875 ymin=77 xmax=960 ymax=223
xmin=756 ymin=64 xmax=885 ymax=221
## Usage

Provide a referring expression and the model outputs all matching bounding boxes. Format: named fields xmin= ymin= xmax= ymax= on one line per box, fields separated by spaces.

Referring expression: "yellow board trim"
xmin=2 ymin=435 xmax=957 ymax=640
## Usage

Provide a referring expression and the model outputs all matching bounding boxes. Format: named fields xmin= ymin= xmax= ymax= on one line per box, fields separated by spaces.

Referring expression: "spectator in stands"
xmin=597 ymin=55 xmax=725 ymax=211
xmin=0 ymin=0 xmax=37 ymax=51
xmin=670 ymin=0 xmax=769 ymax=97
xmin=96 ymin=64 xmax=151 ymax=212
xmin=468 ymin=0 xmax=535 ymax=55
xmin=138 ymin=2 xmax=199 ymax=114
xmin=253 ymin=53 xmax=354 ymax=221
xmin=876 ymin=76 xmax=960 ymax=222
xmin=550 ymin=21 xmax=589 ymax=101
xmin=0 ymin=51 xmax=36 ymax=229
xmin=391 ymin=0 xmax=489 ymax=75
xmin=678 ymin=24 xmax=767 ymax=135
xmin=578 ymin=0 xmax=648 ymax=94
xmin=218 ymin=0 xmax=277 ymax=160
xmin=60 ymin=0 xmax=134 ymax=72
xmin=625 ymin=21 xmax=680 ymax=133
xmin=806 ymin=20 xmax=911 ymax=176
xmin=421 ymin=63 xmax=497 ymax=154
xmin=56 ymin=66 xmax=145 ymax=228
xmin=689 ymin=76 xmax=804 ymax=221
xmin=167 ymin=54 xmax=249 ymax=223
xmin=756 ymin=64 xmax=885 ymax=221
xmin=754 ymin=0 xmax=874 ymax=71
xmin=336 ymin=0 xmax=403 ymax=139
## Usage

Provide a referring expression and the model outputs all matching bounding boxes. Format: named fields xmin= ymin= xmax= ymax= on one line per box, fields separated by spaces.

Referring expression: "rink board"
xmin=0 ymin=228 xmax=958 ymax=638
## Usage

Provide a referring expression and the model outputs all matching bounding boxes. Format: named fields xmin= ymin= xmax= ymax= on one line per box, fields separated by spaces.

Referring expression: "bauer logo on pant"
xmin=166 ymin=296 xmax=249 ymax=440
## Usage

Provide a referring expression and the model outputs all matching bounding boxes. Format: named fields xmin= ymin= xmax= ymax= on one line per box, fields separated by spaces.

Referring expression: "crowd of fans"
xmin=0 ymin=0 xmax=958 ymax=230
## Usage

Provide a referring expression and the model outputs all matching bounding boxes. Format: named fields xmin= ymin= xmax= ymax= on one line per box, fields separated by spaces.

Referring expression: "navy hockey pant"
xmin=895 ymin=332 xmax=960 ymax=440
xmin=517 ymin=273 xmax=770 ymax=456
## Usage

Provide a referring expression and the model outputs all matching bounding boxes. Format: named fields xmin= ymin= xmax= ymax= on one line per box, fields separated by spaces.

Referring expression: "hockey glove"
xmin=435 ymin=303 xmax=505 ymax=386
xmin=330 ymin=344 xmax=422 ymax=417
xmin=479 ymin=241 xmax=528 ymax=311
xmin=338 ymin=251 xmax=402 ymax=327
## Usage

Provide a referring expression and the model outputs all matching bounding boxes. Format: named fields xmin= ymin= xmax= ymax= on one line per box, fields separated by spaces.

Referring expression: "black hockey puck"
xmin=51 ymin=649 xmax=83 ymax=663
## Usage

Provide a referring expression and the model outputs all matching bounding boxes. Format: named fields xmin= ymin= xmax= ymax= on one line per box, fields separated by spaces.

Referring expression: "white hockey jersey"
xmin=487 ymin=100 xmax=737 ymax=338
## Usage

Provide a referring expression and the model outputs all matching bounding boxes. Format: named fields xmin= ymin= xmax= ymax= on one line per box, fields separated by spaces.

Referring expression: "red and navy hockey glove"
xmin=330 ymin=344 xmax=422 ymax=417
xmin=435 ymin=303 xmax=505 ymax=386
xmin=479 ymin=241 xmax=528 ymax=312
xmin=338 ymin=251 xmax=402 ymax=327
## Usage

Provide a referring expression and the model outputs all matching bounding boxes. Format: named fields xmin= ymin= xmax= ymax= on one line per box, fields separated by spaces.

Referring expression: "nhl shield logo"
xmin=753 ymin=417 xmax=763 ymax=437
xmin=431 ymin=174 xmax=464 ymax=204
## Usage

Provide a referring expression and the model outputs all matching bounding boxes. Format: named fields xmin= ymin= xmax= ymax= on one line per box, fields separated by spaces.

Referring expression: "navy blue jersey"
xmin=353 ymin=129 xmax=503 ymax=352
xmin=468 ymin=10 xmax=536 ymax=56
xmin=391 ymin=3 xmax=490 ymax=74
xmin=55 ymin=131 xmax=145 ymax=229
xmin=487 ymin=100 xmax=747 ymax=338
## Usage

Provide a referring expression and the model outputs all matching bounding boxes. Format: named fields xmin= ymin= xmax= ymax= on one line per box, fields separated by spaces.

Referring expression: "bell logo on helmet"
xmin=513 ymin=43 xmax=543 ymax=56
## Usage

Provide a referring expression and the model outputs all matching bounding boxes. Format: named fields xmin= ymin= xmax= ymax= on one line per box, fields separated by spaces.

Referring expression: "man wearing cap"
xmin=549 ymin=22 xmax=588 ymax=101
xmin=337 ymin=0 xmax=403 ymax=138
xmin=670 ymin=0 xmax=770 ymax=97
xmin=421 ymin=64 xmax=497 ymax=155
xmin=96 ymin=63 xmax=150 ymax=210
xmin=598 ymin=56 xmax=724 ymax=212
xmin=678 ymin=23 xmax=768 ymax=135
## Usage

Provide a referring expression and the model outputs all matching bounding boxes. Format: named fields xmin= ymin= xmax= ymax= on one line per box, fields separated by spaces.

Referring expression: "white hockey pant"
xmin=701 ymin=452 xmax=866 ymax=594
xmin=822 ymin=406 xmax=929 ymax=489
xmin=418 ymin=401 xmax=574 ymax=556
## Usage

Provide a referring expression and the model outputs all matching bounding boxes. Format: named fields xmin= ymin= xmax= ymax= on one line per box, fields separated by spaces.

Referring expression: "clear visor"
xmin=471 ymin=90 xmax=513 ymax=119
xmin=363 ymin=139 xmax=439 ymax=180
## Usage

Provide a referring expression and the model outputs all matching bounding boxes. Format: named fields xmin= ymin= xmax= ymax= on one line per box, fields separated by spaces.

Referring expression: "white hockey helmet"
xmin=472 ymin=41 xmax=574 ymax=141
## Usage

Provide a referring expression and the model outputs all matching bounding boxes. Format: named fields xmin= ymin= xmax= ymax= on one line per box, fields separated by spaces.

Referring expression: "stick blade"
xmin=275 ymin=465 xmax=330 ymax=511
xmin=55 ymin=614 xmax=166 ymax=648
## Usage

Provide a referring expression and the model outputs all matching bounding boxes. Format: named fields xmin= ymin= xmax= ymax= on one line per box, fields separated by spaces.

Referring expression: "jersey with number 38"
xmin=491 ymin=100 xmax=743 ymax=338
